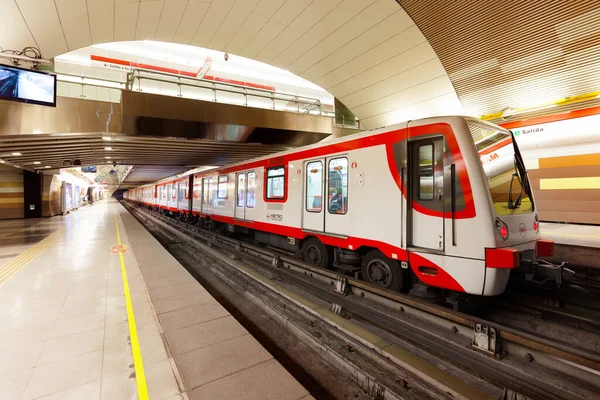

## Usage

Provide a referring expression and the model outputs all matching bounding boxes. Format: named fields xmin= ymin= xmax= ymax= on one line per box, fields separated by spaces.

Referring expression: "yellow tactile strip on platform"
xmin=0 ymin=227 xmax=67 ymax=285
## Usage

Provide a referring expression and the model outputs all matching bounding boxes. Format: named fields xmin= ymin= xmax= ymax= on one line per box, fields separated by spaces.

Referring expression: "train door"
xmin=177 ymin=181 xmax=187 ymax=211
xmin=324 ymin=157 xmax=350 ymax=236
xmin=409 ymin=139 xmax=445 ymax=250
xmin=235 ymin=172 xmax=246 ymax=220
xmin=302 ymin=159 xmax=325 ymax=232
xmin=201 ymin=178 xmax=209 ymax=213
xmin=246 ymin=171 xmax=256 ymax=221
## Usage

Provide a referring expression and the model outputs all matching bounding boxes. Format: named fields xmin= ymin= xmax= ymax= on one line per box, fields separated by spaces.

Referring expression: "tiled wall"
xmin=529 ymin=153 xmax=600 ymax=224
xmin=0 ymin=164 xmax=24 ymax=219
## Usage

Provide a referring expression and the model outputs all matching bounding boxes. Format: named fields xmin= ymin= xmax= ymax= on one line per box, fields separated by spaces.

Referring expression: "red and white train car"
xmin=126 ymin=116 xmax=564 ymax=296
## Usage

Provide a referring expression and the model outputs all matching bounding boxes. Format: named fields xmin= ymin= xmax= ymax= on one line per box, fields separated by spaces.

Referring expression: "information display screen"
xmin=0 ymin=64 xmax=56 ymax=107
xmin=81 ymin=166 xmax=97 ymax=173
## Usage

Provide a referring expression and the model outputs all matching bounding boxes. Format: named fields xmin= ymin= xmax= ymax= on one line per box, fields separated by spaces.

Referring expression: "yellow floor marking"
xmin=544 ymin=231 xmax=600 ymax=240
xmin=0 ymin=227 xmax=67 ymax=285
xmin=114 ymin=213 xmax=149 ymax=400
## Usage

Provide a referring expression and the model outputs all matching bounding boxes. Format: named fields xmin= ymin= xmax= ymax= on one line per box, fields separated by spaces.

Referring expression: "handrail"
xmin=126 ymin=67 xmax=324 ymax=114
xmin=55 ymin=69 xmax=360 ymax=129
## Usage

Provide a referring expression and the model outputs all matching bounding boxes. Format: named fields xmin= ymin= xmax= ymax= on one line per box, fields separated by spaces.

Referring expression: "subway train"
xmin=124 ymin=116 xmax=565 ymax=297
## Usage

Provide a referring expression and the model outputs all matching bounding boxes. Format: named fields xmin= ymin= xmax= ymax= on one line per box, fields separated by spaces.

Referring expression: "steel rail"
xmin=127 ymin=204 xmax=460 ymax=400
xmin=127 ymin=202 xmax=600 ymax=398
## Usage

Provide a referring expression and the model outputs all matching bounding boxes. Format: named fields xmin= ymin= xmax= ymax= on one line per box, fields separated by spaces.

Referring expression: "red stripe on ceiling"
xmin=90 ymin=55 xmax=276 ymax=91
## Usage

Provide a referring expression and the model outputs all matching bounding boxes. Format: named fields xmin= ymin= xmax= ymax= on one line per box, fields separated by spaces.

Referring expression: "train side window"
xmin=203 ymin=178 xmax=209 ymax=204
xmin=418 ymin=144 xmax=434 ymax=201
xmin=328 ymin=158 xmax=348 ymax=214
xmin=306 ymin=161 xmax=323 ymax=212
xmin=208 ymin=178 xmax=214 ymax=203
xmin=236 ymin=173 xmax=245 ymax=207
xmin=247 ymin=171 xmax=256 ymax=208
xmin=266 ymin=166 xmax=285 ymax=200
xmin=217 ymin=175 xmax=227 ymax=199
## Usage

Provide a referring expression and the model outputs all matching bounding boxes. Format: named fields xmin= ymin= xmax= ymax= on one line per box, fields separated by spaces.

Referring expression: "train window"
xmin=217 ymin=175 xmax=228 ymax=199
xmin=306 ymin=161 xmax=323 ymax=212
xmin=237 ymin=173 xmax=245 ymax=207
xmin=203 ymin=179 xmax=209 ymax=204
xmin=418 ymin=144 xmax=434 ymax=201
xmin=328 ymin=158 xmax=348 ymax=215
xmin=266 ymin=166 xmax=285 ymax=199
xmin=247 ymin=171 xmax=256 ymax=208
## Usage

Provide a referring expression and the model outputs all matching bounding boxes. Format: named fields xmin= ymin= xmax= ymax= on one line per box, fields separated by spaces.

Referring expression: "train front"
xmin=472 ymin=118 xmax=574 ymax=288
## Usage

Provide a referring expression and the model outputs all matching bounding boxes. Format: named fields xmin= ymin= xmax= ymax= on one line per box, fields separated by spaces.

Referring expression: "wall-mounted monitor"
xmin=0 ymin=64 xmax=56 ymax=107
xmin=81 ymin=166 xmax=97 ymax=173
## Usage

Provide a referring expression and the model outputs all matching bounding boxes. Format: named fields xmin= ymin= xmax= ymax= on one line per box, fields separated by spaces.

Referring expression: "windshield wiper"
xmin=507 ymin=159 xmax=524 ymax=210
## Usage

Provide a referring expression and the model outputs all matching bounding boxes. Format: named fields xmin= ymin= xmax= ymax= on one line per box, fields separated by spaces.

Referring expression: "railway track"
xmin=124 ymin=202 xmax=600 ymax=400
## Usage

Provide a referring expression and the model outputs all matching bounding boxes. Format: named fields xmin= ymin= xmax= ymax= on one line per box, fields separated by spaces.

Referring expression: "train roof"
xmin=145 ymin=116 xmax=507 ymax=187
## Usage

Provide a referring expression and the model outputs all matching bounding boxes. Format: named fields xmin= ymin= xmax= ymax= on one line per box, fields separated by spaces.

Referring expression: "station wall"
xmin=0 ymin=164 xmax=24 ymax=219
xmin=499 ymin=108 xmax=600 ymax=225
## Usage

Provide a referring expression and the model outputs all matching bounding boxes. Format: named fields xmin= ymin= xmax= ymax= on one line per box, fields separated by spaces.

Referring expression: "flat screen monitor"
xmin=0 ymin=64 xmax=56 ymax=107
xmin=81 ymin=166 xmax=97 ymax=173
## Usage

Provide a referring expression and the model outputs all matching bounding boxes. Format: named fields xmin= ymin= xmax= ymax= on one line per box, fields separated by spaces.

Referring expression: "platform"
xmin=0 ymin=199 xmax=312 ymax=400
xmin=541 ymin=222 xmax=600 ymax=268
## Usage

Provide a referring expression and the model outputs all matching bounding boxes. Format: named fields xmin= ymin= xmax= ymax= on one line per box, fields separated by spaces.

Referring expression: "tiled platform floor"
xmin=0 ymin=218 xmax=66 ymax=268
xmin=542 ymin=222 xmax=600 ymax=248
xmin=0 ymin=199 xmax=312 ymax=400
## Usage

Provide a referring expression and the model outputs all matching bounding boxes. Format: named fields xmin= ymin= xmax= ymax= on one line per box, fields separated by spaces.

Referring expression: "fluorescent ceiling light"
xmin=102 ymin=137 xmax=112 ymax=141
xmin=45 ymin=166 xmax=51 ymax=168
xmin=11 ymin=152 xmax=22 ymax=156
xmin=104 ymin=147 xmax=112 ymax=150
xmin=105 ymin=156 xmax=111 ymax=159
xmin=33 ymin=161 xmax=41 ymax=164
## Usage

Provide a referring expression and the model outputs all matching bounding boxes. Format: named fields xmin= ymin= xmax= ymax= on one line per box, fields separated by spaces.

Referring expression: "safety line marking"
xmin=0 ymin=228 xmax=67 ymax=286
xmin=114 ymin=213 xmax=149 ymax=400
xmin=543 ymin=231 xmax=600 ymax=240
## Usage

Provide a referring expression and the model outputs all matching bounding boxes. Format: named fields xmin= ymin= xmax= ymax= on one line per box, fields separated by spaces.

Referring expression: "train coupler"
xmin=521 ymin=259 xmax=575 ymax=287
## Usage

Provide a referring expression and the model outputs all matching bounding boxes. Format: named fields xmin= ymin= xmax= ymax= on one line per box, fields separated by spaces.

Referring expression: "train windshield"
xmin=469 ymin=120 xmax=534 ymax=215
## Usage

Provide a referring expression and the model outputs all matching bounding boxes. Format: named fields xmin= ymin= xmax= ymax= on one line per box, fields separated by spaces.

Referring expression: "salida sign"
xmin=512 ymin=127 xmax=544 ymax=136
xmin=480 ymin=124 xmax=545 ymax=164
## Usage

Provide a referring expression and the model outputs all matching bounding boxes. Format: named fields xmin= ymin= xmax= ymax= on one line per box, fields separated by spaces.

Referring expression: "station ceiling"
xmin=2 ymin=0 xmax=600 ymax=185
xmin=0 ymin=133 xmax=290 ymax=170
xmin=2 ymin=0 xmax=599 ymax=128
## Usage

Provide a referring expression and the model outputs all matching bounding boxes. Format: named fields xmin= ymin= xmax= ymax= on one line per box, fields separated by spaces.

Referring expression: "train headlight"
xmin=495 ymin=218 xmax=509 ymax=241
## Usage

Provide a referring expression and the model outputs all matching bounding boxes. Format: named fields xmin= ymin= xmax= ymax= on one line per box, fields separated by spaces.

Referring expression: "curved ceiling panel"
xmin=399 ymin=0 xmax=600 ymax=117
xmin=0 ymin=0 xmax=462 ymax=129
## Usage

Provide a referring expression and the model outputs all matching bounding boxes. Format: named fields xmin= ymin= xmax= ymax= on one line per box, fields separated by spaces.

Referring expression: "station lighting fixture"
xmin=102 ymin=136 xmax=112 ymax=141
xmin=11 ymin=152 xmax=22 ymax=156
xmin=33 ymin=161 xmax=41 ymax=164
xmin=104 ymin=147 xmax=113 ymax=150
xmin=105 ymin=156 xmax=111 ymax=159
xmin=44 ymin=166 xmax=51 ymax=168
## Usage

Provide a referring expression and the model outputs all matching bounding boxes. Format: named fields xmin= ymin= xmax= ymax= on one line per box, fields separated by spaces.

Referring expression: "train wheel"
xmin=361 ymin=250 xmax=406 ymax=292
xmin=303 ymin=238 xmax=331 ymax=269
